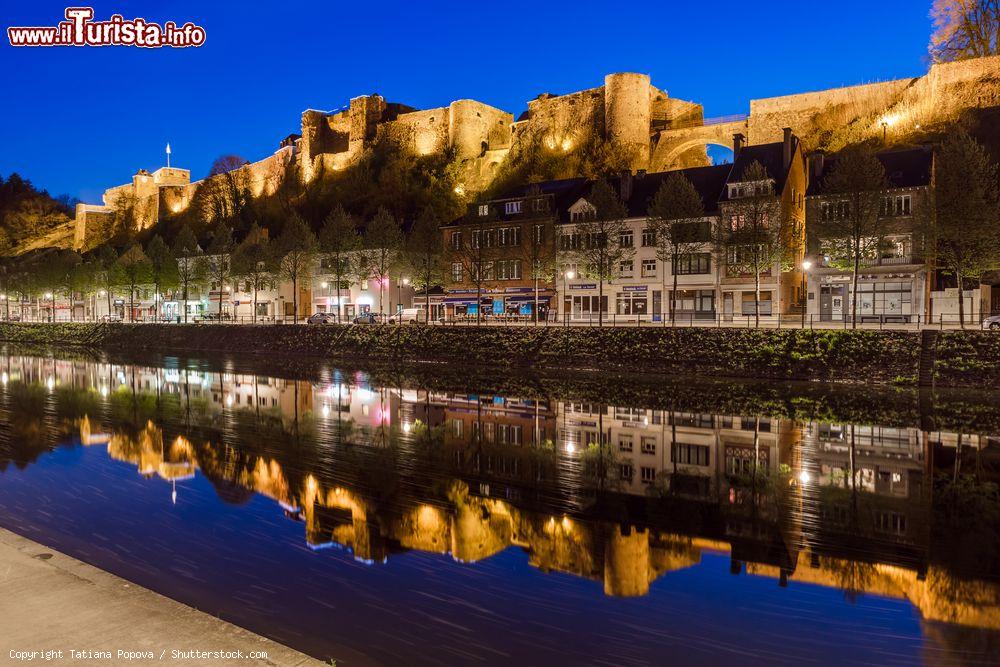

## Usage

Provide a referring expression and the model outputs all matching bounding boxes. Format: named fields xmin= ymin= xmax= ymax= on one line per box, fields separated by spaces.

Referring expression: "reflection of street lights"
xmin=800 ymin=259 xmax=812 ymax=328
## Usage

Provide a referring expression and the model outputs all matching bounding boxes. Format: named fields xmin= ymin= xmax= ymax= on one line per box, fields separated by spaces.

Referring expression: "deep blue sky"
xmin=1 ymin=1 xmax=933 ymax=203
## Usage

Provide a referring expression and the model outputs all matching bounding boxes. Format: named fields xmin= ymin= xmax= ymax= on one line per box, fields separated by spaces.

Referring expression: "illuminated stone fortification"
xmin=73 ymin=56 xmax=1000 ymax=251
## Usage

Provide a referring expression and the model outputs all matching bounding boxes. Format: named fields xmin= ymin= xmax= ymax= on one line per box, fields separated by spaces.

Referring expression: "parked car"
xmin=307 ymin=312 xmax=336 ymax=325
xmin=387 ymin=308 xmax=424 ymax=325
xmin=352 ymin=312 xmax=384 ymax=325
xmin=983 ymin=314 xmax=1000 ymax=330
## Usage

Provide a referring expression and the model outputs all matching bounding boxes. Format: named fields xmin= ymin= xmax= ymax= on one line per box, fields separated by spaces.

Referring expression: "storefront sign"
xmin=622 ymin=285 xmax=648 ymax=292
xmin=569 ymin=283 xmax=597 ymax=290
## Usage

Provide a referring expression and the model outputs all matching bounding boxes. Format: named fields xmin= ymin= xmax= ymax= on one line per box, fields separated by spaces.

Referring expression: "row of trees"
xmin=0 ymin=203 xmax=448 ymax=325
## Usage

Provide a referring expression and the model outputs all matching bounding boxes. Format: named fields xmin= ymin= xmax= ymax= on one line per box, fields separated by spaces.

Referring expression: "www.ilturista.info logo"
xmin=8 ymin=7 xmax=206 ymax=48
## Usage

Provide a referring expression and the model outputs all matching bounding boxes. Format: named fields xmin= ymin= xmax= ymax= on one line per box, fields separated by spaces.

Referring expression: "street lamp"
xmin=563 ymin=270 xmax=575 ymax=326
xmin=800 ymin=259 xmax=813 ymax=328
xmin=396 ymin=277 xmax=410 ymax=318
xmin=44 ymin=292 xmax=54 ymax=323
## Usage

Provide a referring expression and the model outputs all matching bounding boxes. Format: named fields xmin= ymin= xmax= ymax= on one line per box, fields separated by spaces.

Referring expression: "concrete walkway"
xmin=0 ymin=528 xmax=324 ymax=667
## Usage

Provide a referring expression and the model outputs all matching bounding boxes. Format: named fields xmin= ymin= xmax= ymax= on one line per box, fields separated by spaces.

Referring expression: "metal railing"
xmin=4 ymin=312 xmax=997 ymax=330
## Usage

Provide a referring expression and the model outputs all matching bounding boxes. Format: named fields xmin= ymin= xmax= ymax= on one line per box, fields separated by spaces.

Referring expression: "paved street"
xmin=0 ymin=528 xmax=322 ymax=667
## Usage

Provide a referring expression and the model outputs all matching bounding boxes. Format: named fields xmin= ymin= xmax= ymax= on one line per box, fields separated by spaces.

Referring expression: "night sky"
xmin=1 ymin=1 xmax=932 ymax=203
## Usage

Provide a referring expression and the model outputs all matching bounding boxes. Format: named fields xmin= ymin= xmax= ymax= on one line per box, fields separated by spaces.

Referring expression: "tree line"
xmin=0 ymin=204 xmax=446 ymax=325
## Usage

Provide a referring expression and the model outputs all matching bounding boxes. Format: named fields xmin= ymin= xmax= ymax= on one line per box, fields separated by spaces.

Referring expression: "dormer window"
xmin=532 ymin=198 xmax=549 ymax=212
xmin=505 ymin=200 xmax=522 ymax=215
xmin=729 ymin=179 xmax=773 ymax=199
xmin=478 ymin=204 xmax=489 ymax=217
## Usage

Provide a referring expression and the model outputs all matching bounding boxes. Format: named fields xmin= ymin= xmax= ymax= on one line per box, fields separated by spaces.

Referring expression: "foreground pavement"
xmin=0 ymin=529 xmax=323 ymax=667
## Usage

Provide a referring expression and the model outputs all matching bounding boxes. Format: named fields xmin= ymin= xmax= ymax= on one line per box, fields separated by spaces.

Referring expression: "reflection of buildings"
xmin=1 ymin=353 xmax=998 ymax=634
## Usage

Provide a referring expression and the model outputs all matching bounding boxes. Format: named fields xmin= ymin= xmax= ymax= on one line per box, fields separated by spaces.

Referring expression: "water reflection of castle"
xmin=2 ymin=354 xmax=998 ymax=632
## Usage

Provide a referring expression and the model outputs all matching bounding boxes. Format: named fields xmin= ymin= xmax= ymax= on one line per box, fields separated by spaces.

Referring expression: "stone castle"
xmin=73 ymin=55 xmax=1000 ymax=249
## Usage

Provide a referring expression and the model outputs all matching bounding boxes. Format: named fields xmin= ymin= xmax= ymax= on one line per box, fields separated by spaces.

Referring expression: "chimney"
xmin=619 ymin=170 xmax=633 ymax=203
xmin=783 ymin=127 xmax=793 ymax=171
xmin=809 ymin=152 xmax=826 ymax=181
xmin=733 ymin=133 xmax=746 ymax=160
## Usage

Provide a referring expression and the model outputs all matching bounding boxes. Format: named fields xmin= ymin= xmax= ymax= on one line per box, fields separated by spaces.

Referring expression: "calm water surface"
xmin=0 ymin=349 xmax=997 ymax=666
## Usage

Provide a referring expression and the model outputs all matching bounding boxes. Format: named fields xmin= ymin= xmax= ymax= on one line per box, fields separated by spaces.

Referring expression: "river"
xmin=0 ymin=347 xmax=997 ymax=666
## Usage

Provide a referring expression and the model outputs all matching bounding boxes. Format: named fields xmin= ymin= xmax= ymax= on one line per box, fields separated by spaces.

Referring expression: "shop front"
xmin=816 ymin=273 xmax=923 ymax=323
xmin=445 ymin=288 xmax=553 ymax=320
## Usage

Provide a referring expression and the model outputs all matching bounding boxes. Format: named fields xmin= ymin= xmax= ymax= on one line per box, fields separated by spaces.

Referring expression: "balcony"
xmin=818 ymin=255 xmax=924 ymax=269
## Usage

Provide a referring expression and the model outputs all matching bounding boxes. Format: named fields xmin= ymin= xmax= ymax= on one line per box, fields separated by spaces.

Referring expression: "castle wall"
xmin=524 ymin=86 xmax=606 ymax=152
xmin=68 ymin=58 xmax=1000 ymax=251
xmin=448 ymin=99 xmax=513 ymax=160
xmin=387 ymin=107 xmax=450 ymax=156
xmin=749 ymin=79 xmax=913 ymax=145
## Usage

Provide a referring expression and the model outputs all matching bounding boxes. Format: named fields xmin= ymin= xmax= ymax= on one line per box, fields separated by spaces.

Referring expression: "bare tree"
xmin=172 ymin=225 xmax=204 ymax=323
xmin=649 ymin=173 xmax=707 ymax=323
xmin=570 ymin=180 xmax=633 ymax=326
xmin=517 ymin=187 xmax=558 ymax=325
xmin=109 ymin=189 xmax=152 ymax=237
xmin=405 ymin=206 xmax=445 ymax=324
xmin=717 ymin=161 xmax=795 ymax=327
xmin=94 ymin=246 xmax=118 ymax=320
xmin=930 ymin=0 xmax=1000 ymax=62
xmin=318 ymin=205 xmax=361 ymax=323
xmin=201 ymin=155 xmax=253 ymax=228
xmin=205 ymin=222 xmax=234 ymax=320
xmin=928 ymin=127 xmax=1000 ymax=327
xmin=359 ymin=207 xmax=404 ymax=314
xmin=274 ymin=213 xmax=317 ymax=324
xmin=232 ymin=223 xmax=272 ymax=323
xmin=448 ymin=208 xmax=499 ymax=324
xmin=115 ymin=245 xmax=151 ymax=323
xmin=146 ymin=234 xmax=178 ymax=321
xmin=819 ymin=149 xmax=889 ymax=328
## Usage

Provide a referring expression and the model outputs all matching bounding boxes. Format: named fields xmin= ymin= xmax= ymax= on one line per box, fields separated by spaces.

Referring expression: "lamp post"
xmin=881 ymin=122 xmax=888 ymax=143
xmin=396 ymin=277 xmax=409 ymax=320
xmin=45 ymin=292 xmax=54 ymax=323
xmin=562 ymin=270 xmax=575 ymax=327
xmin=800 ymin=259 xmax=812 ymax=328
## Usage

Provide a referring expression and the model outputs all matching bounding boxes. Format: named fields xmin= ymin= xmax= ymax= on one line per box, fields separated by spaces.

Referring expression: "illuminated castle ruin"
xmin=73 ymin=56 xmax=1000 ymax=249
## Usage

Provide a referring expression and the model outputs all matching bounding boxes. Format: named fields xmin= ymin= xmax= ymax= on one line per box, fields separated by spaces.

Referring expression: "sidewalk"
xmin=0 ymin=528 xmax=323 ymax=667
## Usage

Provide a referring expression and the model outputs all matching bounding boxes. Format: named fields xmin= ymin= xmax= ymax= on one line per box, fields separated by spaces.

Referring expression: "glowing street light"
xmin=562 ymin=270 xmax=575 ymax=326
xmin=800 ymin=259 xmax=813 ymax=328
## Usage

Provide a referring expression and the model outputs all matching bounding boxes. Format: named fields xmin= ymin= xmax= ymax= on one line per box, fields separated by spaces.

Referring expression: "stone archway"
xmin=650 ymin=118 xmax=748 ymax=172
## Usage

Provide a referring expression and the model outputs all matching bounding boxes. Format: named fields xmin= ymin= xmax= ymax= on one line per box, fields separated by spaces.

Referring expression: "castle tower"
xmin=448 ymin=99 xmax=488 ymax=161
xmin=604 ymin=72 xmax=652 ymax=171
xmin=603 ymin=526 xmax=651 ymax=597
xmin=348 ymin=94 xmax=386 ymax=155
